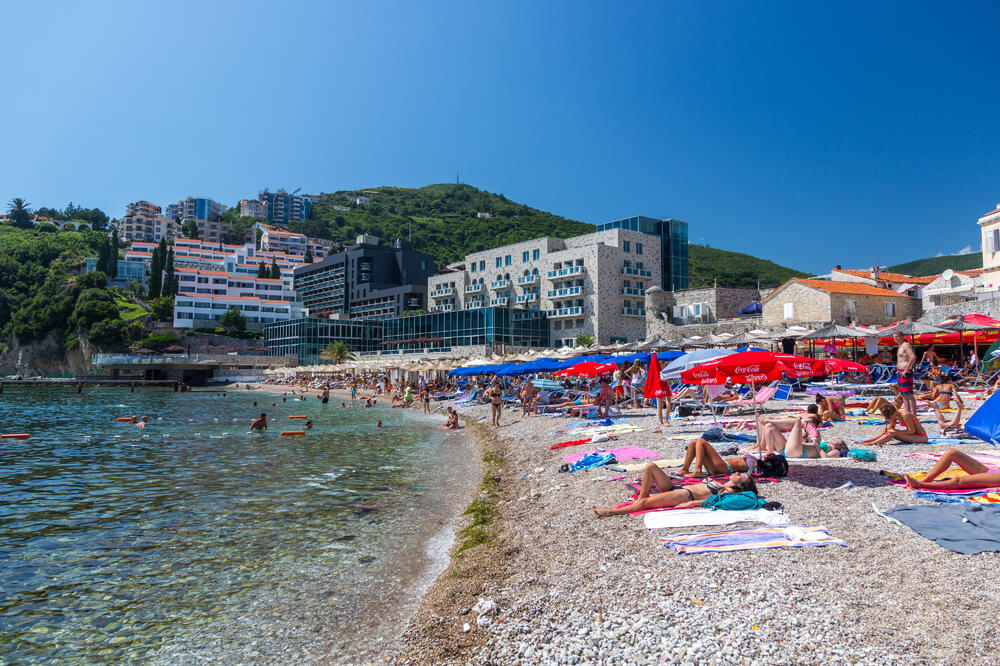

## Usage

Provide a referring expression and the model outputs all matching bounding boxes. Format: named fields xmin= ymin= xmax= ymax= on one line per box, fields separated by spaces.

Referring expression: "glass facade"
xmin=596 ymin=216 xmax=689 ymax=291
xmin=381 ymin=307 xmax=549 ymax=353
xmin=264 ymin=318 xmax=383 ymax=364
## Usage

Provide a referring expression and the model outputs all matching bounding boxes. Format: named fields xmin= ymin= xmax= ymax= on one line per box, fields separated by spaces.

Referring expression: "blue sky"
xmin=4 ymin=1 xmax=999 ymax=273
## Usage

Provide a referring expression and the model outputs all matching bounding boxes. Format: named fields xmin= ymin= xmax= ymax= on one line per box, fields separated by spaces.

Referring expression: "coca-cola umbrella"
xmin=643 ymin=352 xmax=671 ymax=431
xmin=554 ymin=361 xmax=616 ymax=378
xmin=822 ymin=358 xmax=869 ymax=374
xmin=681 ymin=351 xmax=825 ymax=459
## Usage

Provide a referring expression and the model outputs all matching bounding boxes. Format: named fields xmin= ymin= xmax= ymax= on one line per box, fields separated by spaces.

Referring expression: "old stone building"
xmin=761 ymin=278 xmax=920 ymax=327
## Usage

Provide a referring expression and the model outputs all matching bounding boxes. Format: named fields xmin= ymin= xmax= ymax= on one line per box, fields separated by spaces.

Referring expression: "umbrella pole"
xmin=752 ymin=380 xmax=763 ymax=461
xmin=959 ymin=330 xmax=964 ymax=366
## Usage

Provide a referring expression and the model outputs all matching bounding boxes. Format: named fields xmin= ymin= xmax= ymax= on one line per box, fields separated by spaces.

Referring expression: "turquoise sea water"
xmin=0 ymin=387 xmax=476 ymax=664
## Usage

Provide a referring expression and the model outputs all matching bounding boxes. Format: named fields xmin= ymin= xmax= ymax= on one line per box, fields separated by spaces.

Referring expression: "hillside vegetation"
xmin=887 ymin=253 xmax=982 ymax=277
xmin=688 ymin=244 xmax=808 ymax=289
xmin=289 ymin=184 xmax=594 ymax=266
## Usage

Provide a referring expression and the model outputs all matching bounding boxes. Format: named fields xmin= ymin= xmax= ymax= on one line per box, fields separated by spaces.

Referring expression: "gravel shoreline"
xmin=393 ymin=395 xmax=1000 ymax=665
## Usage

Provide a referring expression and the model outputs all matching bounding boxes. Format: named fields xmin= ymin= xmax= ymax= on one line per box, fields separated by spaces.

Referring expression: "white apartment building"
xmin=979 ymin=203 xmax=1000 ymax=291
xmin=426 ymin=229 xmax=661 ymax=346
xmin=173 ymin=293 xmax=302 ymax=328
xmin=119 ymin=201 xmax=177 ymax=243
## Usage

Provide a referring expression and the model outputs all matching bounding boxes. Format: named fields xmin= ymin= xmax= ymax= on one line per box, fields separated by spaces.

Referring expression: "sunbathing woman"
xmin=679 ymin=438 xmax=754 ymax=476
xmin=592 ymin=462 xmax=758 ymax=517
xmin=923 ymin=375 xmax=960 ymax=410
xmin=816 ymin=394 xmax=846 ymax=421
xmin=855 ymin=405 xmax=927 ymax=445
xmin=759 ymin=418 xmax=848 ymax=458
xmin=866 ymin=388 xmax=903 ymax=415
xmin=757 ymin=405 xmax=824 ymax=438
xmin=905 ymin=448 xmax=1000 ymax=490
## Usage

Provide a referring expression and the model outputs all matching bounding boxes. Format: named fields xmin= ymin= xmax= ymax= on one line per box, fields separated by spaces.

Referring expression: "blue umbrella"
xmin=965 ymin=391 xmax=1000 ymax=447
xmin=660 ymin=348 xmax=735 ymax=378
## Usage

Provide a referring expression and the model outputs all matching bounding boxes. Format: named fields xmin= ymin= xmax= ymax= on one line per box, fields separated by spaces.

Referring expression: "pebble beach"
xmin=394 ymin=395 xmax=1000 ymax=665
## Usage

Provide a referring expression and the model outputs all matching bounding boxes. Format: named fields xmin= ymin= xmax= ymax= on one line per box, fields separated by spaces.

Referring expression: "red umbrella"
xmin=643 ymin=353 xmax=671 ymax=399
xmin=555 ymin=361 xmax=616 ymax=378
xmin=823 ymin=358 xmax=869 ymax=373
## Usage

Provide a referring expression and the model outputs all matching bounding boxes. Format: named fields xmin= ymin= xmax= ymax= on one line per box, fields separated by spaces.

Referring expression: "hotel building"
xmin=595 ymin=216 xmax=689 ymax=291
xmin=980 ymin=203 xmax=1000 ymax=291
xmin=292 ymin=235 xmax=435 ymax=321
xmin=426 ymin=228 xmax=663 ymax=346
xmin=258 ymin=224 xmax=333 ymax=261
xmin=165 ymin=197 xmax=228 ymax=243
xmin=119 ymin=201 xmax=177 ymax=243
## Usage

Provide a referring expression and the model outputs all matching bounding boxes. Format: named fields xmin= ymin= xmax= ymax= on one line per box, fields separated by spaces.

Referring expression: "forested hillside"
xmin=887 ymin=253 xmax=982 ymax=277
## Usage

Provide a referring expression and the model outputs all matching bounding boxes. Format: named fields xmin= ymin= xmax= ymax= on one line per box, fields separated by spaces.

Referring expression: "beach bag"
xmin=702 ymin=426 xmax=726 ymax=442
xmin=678 ymin=405 xmax=697 ymax=417
xmin=701 ymin=492 xmax=767 ymax=511
xmin=757 ymin=454 xmax=789 ymax=478
xmin=849 ymin=448 xmax=877 ymax=462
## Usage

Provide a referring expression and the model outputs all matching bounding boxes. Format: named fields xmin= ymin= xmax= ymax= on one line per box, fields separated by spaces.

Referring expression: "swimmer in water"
xmin=135 ymin=416 xmax=148 ymax=428
xmin=341 ymin=402 xmax=347 ymax=408
xmin=376 ymin=420 xmax=383 ymax=428
xmin=249 ymin=413 xmax=268 ymax=431
xmin=272 ymin=402 xmax=277 ymax=407
xmin=253 ymin=401 xmax=258 ymax=407
xmin=304 ymin=420 xmax=314 ymax=430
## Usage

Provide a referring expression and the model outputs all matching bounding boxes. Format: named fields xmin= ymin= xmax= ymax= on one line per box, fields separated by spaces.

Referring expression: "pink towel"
xmin=564 ymin=445 xmax=660 ymax=464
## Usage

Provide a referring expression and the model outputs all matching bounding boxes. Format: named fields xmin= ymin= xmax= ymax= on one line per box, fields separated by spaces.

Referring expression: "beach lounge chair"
xmin=719 ymin=385 xmax=778 ymax=415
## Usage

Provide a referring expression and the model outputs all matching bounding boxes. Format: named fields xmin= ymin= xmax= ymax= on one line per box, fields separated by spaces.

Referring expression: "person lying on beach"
xmin=984 ymin=375 xmax=1000 ymax=398
xmin=855 ymin=405 xmax=927 ymax=445
xmin=757 ymin=405 xmax=823 ymax=438
xmin=905 ymin=448 xmax=1000 ymax=490
xmin=249 ymin=413 xmax=267 ymax=431
xmin=866 ymin=392 xmax=903 ymax=415
xmin=678 ymin=438 xmax=755 ymax=476
xmin=930 ymin=403 xmax=963 ymax=434
xmin=816 ymin=394 xmax=846 ymax=422
xmin=592 ymin=462 xmax=758 ymax=517
xmin=759 ymin=418 xmax=848 ymax=458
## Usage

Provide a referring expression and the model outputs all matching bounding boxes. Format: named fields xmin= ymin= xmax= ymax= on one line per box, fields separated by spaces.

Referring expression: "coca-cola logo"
xmin=733 ymin=365 xmax=762 ymax=374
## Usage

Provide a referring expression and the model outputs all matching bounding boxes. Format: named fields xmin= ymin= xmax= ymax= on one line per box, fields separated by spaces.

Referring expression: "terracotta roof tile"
xmin=790 ymin=278 xmax=914 ymax=298
xmin=834 ymin=269 xmax=937 ymax=285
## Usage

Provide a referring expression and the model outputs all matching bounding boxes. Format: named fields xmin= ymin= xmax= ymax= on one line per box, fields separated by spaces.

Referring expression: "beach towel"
xmin=911 ymin=491 xmax=981 ymax=504
xmin=606 ymin=458 xmax=685 ymax=473
xmin=564 ymin=446 xmax=659 ymax=465
xmin=884 ymin=504 xmax=1000 ymax=554
xmin=643 ymin=508 xmax=789 ymax=529
xmin=968 ymin=492 xmax=1000 ymax=505
xmin=660 ymin=526 xmax=846 ymax=555
xmin=569 ymin=452 xmax=616 ymax=472
xmin=701 ymin=492 xmax=767 ymax=511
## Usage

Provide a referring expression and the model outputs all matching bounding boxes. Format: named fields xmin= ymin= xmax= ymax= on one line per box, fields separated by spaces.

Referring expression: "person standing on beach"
xmin=486 ymin=382 xmax=503 ymax=427
xmin=894 ymin=332 xmax=917 ymax=416
xmin=422 ymin=388 xmax=431 ymax=414
xmin=519 ymin=378 xmax=535 ymax=418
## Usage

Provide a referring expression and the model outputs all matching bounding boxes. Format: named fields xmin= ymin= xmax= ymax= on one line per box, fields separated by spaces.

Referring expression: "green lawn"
xmin=115 ymin=295 xmax=149 ymax=321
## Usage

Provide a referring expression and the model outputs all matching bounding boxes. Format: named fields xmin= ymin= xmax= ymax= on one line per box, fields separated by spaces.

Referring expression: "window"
xmin=636 ymin=243 xmax=643 ymax=255
xmin=623 ymin=240 xmax=631 ymax=253
xmin=479 ymin=260 xmax=485 ymax=271
xmin=783 ymin=302 xmax=794 ymax=319
xmin=470 ymin=263 xmax=476 ymax=273
xmin=522 ymin=251 xmax=529 ymax=263
xmin=624 ymin=279 xmax=631 ymax=288
xmin=496 ymin=257 xmax=502 ymax=268
xmin=885 ymin=302 xmax=896 ymax=317
xmin=993 ymin=229 xmax=1000 ymax=256
xmin=505 ymin=255 xmax=512 ymax=266
xmin=532 ymin=249 xmax=540 ymax=260
xmin=845 ymin=299 xmax=857 ymax=317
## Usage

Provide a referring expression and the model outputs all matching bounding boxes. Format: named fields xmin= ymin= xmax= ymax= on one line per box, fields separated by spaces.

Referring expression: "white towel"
xmin=643 ymin=508 xmax=790 ymax=529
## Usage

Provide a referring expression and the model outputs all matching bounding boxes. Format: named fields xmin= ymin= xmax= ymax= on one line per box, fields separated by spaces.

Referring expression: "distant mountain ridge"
xmin=291 ymin=183 xmax=806 ymax=289
xmin=887 ymin=253 xmax=982 ymax=277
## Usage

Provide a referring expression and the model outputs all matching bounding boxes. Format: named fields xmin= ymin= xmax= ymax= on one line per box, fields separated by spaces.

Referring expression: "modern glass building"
xmin=596 ymin=216 xmax=689 ymax=291
xmin=84 ymin=257 xmax=148 ymax=287
xmin=263 ymin=318 xmax=383 ymax=363
xmin=381 ymin=307 xmax=549 ymax=353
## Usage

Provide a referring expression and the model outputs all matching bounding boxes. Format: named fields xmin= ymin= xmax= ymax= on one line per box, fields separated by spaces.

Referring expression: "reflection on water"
xmin=0 ymin=387 xmax=470 ymax=663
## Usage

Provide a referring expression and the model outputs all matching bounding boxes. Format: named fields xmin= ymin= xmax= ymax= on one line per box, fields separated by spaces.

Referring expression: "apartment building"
xmin=980 ymin=203 xmax=1000 ymax=291
xmin=595 ymin=216 xmax=689 ymax=291
xmin=165 ymin=197 xmax=228 ymax=243
xmin=293 ymin=235 xmax=435 ymax=320
xmin=260 ymin=189 xmax=312 ymax=224
xmin=426 ymin=228 xmax=662 ymax=346
xmin=258 ymin=224 xmax=331 ymax=261
xmin=118 ymin=200 xmax=177 ymax=243
xmin=173 ymin=294 xmax=302 ymax=328
xmin=239 ymin=199 xmax=267 ymax=219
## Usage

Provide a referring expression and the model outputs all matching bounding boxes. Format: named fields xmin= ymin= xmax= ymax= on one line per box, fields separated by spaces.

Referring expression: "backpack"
xmin=757 ymin=453 xmax=789 ymax=478
xmin=702 ymin=426 xmax=725 ymax=441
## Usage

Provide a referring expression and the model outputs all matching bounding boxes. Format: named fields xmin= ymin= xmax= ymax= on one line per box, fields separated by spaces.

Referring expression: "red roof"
xmin=774 ymin=278 xmax=913 ymax=299
xmin=833 ymin=269 xmax=937 ymax=285
xmin=176 ymin=292 xmax=293 ymax=305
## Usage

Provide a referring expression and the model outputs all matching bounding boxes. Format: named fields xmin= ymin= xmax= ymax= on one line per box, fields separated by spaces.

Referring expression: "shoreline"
xmin=385 ymin=396 xmax=1000 ymax=665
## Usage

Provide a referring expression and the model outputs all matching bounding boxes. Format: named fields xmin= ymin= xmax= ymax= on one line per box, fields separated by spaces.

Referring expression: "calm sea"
xmin=0 ymin=386 xmax=478 ymax=664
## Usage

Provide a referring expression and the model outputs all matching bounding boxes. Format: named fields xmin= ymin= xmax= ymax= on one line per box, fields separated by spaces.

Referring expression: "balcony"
xmin=547 ymin=306 xmax=583 ymax=318
xmin=490 ymin=297 xmax=509 ymax=307
xmin=466 ymin=300 xmax=486 ymax=308
xmin=621 ymin=307 xmax=647 ymax=317
xmin=516 ymin=293 xmax=537 ymax=304
xmin=430 ymin=286 xmax=455 ymax=297
xmin=516 ymin=274 xmax=539 ymax=285
xmin=622 ymin=266 xmax=652 ymax=277
xmin=429 ymin=304 xmax=455 ymax=312
xmin=465 ymin=283 xmax=484 ymax=293
xmin=621 ymin=287 xmax=646 ymax=296
xmin=489 ymin=279 xmax=511 ymax=289
xmin=546 ymin=286 xmax=584 ymax=298
xmin=547 ymin=266 xmax=584 ymax=279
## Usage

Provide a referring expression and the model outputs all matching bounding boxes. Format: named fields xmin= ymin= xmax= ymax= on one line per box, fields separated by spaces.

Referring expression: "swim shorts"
xmin=897 ymin=370 xmax=914 ymax=394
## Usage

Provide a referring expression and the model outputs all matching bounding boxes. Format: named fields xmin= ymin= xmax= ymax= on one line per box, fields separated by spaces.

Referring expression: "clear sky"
xmin=4 ymin=1 xmax=999 ymax=273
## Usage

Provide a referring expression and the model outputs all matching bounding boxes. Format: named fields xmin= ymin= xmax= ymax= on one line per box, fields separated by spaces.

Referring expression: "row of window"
xmin=176 ymin=311 xmax=283 ymax=323
xmin=621 ymin=241 xmax=644 ymax=255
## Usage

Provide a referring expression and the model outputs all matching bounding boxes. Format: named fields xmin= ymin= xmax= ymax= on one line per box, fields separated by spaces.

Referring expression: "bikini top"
xmin=704 ymin=479 xmax=725 ymax=495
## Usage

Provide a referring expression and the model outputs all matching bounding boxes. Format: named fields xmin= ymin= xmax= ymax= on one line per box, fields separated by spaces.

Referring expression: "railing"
xmin=547 ymin=306 xmax=582 ymax=317
xmin=516 ymin=274 xmax=538 ymax=285
xmin=92 ymin=354 xmax=200 ymax=365
xmin=546 ymin=266 xmax=583 ymax=278
xmin=430 ymin=287 xmax=455 ymax=297
xmin=489 ymin=280 xmax=511 ymax=289
xmin=621 ymin=287 xmax=646 ymax=296
xmin=622 ymin=267 xmax=652 ymax=277
xmin=546 ymin=286 xmax=583 ymax=298
xmin=490 ymin=298 xmax=509 ymax=306
xmin=429 ymin=304 xmax=455 ymax=312
xmin=465 ymin=284 xmax=484 ymax=293
xmin=516 ymin=293 xmax=537 ymax=303
xmin=621 ymin=307 xmax=647 ymax=317
xmin=466 ymin=300 xmax=486 ymax=308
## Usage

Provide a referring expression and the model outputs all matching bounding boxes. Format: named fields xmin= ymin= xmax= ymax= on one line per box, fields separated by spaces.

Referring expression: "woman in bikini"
xmin=592 ymin=463 xmax=758 ymax=517
xmin=925 ymin=376 xmax=964 ymax=433
xmin=855 ymin=404 xmax=928 ymax=445
xmin=486 ymin=383 xmax=503 ymax=427
xmin=816 ymin=394 xmax=846 ymax=421
xmin=758 ymin=417 xmax=848 ymax=458
xmin=905 ymin=448 xmax=1000 ymax=490
xmin=678 ymin=438 xmax=754 ymax=476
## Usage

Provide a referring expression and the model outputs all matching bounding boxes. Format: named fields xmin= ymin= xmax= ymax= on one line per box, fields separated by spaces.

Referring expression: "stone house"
xmin=645 ymin=286 xmax=760 ymax=325
xmin=830 ymin=266 xmax=937 ymax=299
xmin=761 ymin=278 xmax=921 ymax=327
xmin=921 ymin=269 xmax=983 ymax=310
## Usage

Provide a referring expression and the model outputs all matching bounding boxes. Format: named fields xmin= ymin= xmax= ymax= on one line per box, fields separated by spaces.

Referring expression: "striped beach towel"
xmin=660 ymin=526 xmax=846 ymax=554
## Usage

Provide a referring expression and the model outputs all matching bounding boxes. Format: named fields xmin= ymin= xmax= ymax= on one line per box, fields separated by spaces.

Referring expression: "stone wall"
xmin=644 ymin=317 xmax=768 ymax=340
xmin=920 ymin=292 xmax=1000 ymax=323
xmin=643 ymin=286 xmax=759 ymax=324
xmin=762 ymin=282 xmax=832 ymax=326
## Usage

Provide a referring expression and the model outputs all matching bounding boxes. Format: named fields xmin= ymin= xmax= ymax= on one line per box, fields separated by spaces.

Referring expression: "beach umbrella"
xmin=162 ymin=344 xmax=187 ymax=353
xmin=532 ymin=378 xmax=563 ymax=391
xmin=937 ymin=317 xmax=994 ymax=364
xmin=661 ymin=348 xmax=734 ymax=379
xmin=643 ymin=352 xmax=671 ymax=429
xmin=965 ymin=391 xmax=1000 ymax=447
xmin=555 ymin=361 xmax=616 ymax=377
xmin=823 ymin=358 xmax=869 ymax=374
xmin=134 ymin=348 xmax=156 ymax=354
xmin=723 ymin=331 xmax=764 ymax=347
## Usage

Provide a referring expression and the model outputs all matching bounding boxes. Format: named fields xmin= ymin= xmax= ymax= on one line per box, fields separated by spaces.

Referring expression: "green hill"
xmin=292 ymin=183 xmax=806 ymax=288
xmin=887 ymin=254 xmax=982 ymax=277
xmin=688 ymin=244 xmax=808 ymax=289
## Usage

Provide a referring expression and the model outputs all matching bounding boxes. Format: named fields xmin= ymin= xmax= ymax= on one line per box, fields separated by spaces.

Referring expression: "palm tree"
xmin=6 ymin=198 xmax=32 ymax=228
xmin=320 ymin=340 xmax=355 ymax=364
xmin=574 ymin=334 xmax=595 ymax=348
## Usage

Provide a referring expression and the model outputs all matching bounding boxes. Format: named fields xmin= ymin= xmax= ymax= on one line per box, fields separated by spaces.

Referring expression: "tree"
xmin=148 ymin=239 xmax=165 ymax=298
xmin=257 ymin=262 xmax=268 ymax=278
xmin=255 ymin=228 xmax=263 ymax=249
xmin=149 ymin=296 xmax=174 ymax=322
xmin=220 ymin=307 xmax=247 ymax=331
xmin=108 ymin=228 xmax=120 ymax=278
xmin=574 ymin=334 xmax=595 ymax=348
xmin=6 ymin=198 xmax=33 ymax=229
xmin=304 ymin=247 xmax=313 ymax=263
xmin=270 ymin=259 xmax=280 ymax=279
xmin=320 ymin=340 xmax=355 ymax=364
xmin=97 ymin=237 xmax=110 ymax=277
xmin=182 ymin=219 xmax=200 ymax=239
xmin=162 ymin=249 xmax=175 ymax=296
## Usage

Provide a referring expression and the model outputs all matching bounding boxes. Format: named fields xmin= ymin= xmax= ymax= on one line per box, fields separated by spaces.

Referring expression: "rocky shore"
xmin=393 ymin=397 xmax=1000 ymax=665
